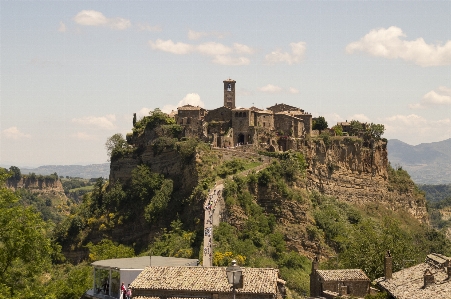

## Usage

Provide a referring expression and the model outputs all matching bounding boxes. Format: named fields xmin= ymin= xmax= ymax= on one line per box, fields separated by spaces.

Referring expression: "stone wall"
xmin=205 ymin=106 xmax=232 ymax=122
xmin=321 ymin=280 xmax=370 ymax=298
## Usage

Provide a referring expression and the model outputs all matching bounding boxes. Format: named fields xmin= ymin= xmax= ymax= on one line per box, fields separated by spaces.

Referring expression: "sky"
xmin=1 ymin=1 xmax=451 ymax=167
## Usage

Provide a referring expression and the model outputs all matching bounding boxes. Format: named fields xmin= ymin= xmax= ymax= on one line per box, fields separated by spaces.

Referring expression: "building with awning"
xmin=83 ymin=256 xmax=199 ymax=299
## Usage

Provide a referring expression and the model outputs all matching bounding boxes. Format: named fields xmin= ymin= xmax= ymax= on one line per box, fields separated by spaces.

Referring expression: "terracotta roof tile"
xmin=375 ymin=259 xmax=451 ymax=299
xmin=316 ymin=269 xmax=369 ymax=281
xmin=130 ymin=266 xmax=279 ymax=295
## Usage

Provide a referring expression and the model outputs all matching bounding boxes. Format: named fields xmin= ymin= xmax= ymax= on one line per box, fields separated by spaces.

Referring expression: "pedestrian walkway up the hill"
xmin=201 ymin=150 xmax=272 ymax=267
xmin=202 ymin=183 xmax=223 ymax=267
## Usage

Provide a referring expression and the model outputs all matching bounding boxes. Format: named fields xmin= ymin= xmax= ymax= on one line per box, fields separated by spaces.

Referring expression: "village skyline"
xmin=2 ymin=1 xmax=451 ymax=166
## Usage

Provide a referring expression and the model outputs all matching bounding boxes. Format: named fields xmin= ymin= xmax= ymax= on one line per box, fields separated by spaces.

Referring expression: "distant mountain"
xmin=388 ymin=138 xmax=451 ymax=185
xmin=15 ymin=163 xmax=110 ymax=179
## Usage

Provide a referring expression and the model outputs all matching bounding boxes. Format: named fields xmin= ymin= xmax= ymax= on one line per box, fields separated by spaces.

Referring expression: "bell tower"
xmin=223 ymin=78 xmax=236 ymax=109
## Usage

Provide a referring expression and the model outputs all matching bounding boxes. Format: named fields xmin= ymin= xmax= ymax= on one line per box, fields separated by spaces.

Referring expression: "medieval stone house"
xmin=309 ymin=257 xmax=371 ymax=298
xmin=174 ymin=79 xmax=313 ymax=150
xmin=375 ymin=253 xmax=451 ymax=299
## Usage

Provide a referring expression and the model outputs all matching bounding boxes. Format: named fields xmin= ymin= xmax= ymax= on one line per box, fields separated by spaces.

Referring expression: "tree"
xmin=349 ymin=120 xmax=363 ymax=136
xmin=365 ymin=123 xmax=385 ymax=140
xmin=105 ymin=133 xmax=129 ymax=161
xmin=8 ymin=166 xmax=21 ymax=180
xmin=86 ymin=239 xmax=134 ymax=262
xmin=0 ymin=169 xmax=53 ymax=297
xmin=332 ymin=125 xmax=343 ymax=136
xmin=313 ymin=116 xmax=328 ymax=130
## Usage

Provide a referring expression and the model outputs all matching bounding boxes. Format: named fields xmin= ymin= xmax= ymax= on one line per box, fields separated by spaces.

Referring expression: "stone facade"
xmin=310 ymin=258 xmax=370 ymax=298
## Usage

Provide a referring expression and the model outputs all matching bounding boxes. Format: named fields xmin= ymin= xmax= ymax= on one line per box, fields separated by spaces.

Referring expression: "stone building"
xmin=375 ymin=253 xmax=451 ymax=299
xmin=173 ymin=79 xmax=313 ymax=150
xmin=84 ymin=256 xmax=199 ymax=299
xmin=130 ymin=266 xmax=286 ymax=299
xmin=309 ymin=258 xmax=371 ymax=298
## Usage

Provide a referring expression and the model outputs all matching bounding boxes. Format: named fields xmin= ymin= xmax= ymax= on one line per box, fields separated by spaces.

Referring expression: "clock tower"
xmin=223 ymin=78 xmax=236 ymax=109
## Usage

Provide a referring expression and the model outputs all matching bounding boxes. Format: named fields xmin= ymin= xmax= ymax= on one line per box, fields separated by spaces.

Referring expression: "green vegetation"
xmin=348 ymin=120 xmax=385 ymax=140
xmin=0 ymin=170 xmax=92 ymax=299
xmin=132 ymin=108 xmax=176 ymax=137
xmin=312 ymin=193 xmax=451 ymax=280
xmin=388 ymin=164 xmax=424 ymax=197
xmin=312 ymin=116 xmax=328 ymax=130
xmin=86 ymin=239 xmax=135 ymax=262
xmin=105 ymin=133 xmax=132 ymax=161
xmin=332 ymin=125 xmax=343 ymax=136
xmin=420 ymin=184 xmax=451 ymax=203
xmin=147 ymin=219 xmax=196 ymax=258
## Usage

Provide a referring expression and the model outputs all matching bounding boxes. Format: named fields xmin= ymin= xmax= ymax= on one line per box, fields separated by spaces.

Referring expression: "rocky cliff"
xmin=301 ymin=137 xmax=428 ymax=223
xmin=7 ymin=176 xmax=65 ymax=196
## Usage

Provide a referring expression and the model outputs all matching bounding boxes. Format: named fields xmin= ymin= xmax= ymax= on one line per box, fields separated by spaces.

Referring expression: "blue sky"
xmin=1 ymin=1 xmax=451 ymax=167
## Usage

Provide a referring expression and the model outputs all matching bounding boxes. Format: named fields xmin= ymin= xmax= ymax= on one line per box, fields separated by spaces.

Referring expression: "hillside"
xmin=387 ymin=138 xmax=451 ymax=184
xmin=50 ymin=111 xmax=451 ymax=298
xmin=10 ymin=163 xmax=110 ymax=179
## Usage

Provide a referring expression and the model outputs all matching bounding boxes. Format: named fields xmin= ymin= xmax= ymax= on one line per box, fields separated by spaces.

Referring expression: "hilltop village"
xmin=144 ymin=79 xmax=315 ymax=152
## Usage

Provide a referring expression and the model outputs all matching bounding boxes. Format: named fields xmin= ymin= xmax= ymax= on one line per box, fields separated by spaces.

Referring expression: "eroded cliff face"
xmin=301 ymin=138 xmax=428 ymax=223
xmin=7 ymin=177 xmax=65 ymax=195
xmin=109 ymin=146 xmax=199 ymax=193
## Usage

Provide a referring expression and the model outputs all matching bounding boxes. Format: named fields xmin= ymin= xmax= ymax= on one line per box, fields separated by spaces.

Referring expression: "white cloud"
xmin=212 ymin=55 xmax=250 ymax=66
xmin=346 ymin=26 xmax=451 ymax=67
xmin=2 ymin=127 xmax=31 ymax=140
xmin=319 ymin=113 xmax=371 ymax=126
xmin=72 ymin=132 xmax=96 ymax=140
xmin=178 ymin=93 xmax=204 ymax=107
xmin=197 ymin=42 xmax=231 ymax=56
xmin=289 ymin=87 xmax=299 ymax=94
xmin=58 ymin=21 xmax=66 ymax=33
xmin=188 ymin=30 xmax=226 ymax=40
xmin=161 ymin=93 xmax=205 ymax=114
xmin=409 ymin=86 xmax=451 ymax=109
xmin=348 ymin=114 xmax=371 ymax=123
xmin=72 ymin=114 xmax=116 ymax=130
xmin=137 ymin=107 xmax=151 ymax=118
xmin=259 ymin=84 xmax=283 ymax=93
xmin=322 ymin=113 xmax=343 ymax=125
xmin=234 ymin=43 xmax=254 ymax=54
xmin=136 ymin=23 xmax=162 ymax=32
xmin=73 ymin=10 xmax=131 ymax=30
xmin=149 ymin=39 xmax=193 ymax=55
xmin=265 ymin=42 xmax=306 ymax=65
xmin=148 ymin=39 xmax=253 ymax=65
xmin=383 ymin=114 xmax=451 ymax=144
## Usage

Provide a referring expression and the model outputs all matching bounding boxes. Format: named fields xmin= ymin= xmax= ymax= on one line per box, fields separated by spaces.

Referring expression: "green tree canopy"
xmin=86 ymin=239 xmax=135 ymax=262
xmin=8 ymin=166 xmax=21 ymax=180
xmin=0 ymin=169 xmax=53 ymax=297
xmin=105 ymin=133 xmax=129 ymax=161
xmin=313 ymin=116 xmax=328 ymax=130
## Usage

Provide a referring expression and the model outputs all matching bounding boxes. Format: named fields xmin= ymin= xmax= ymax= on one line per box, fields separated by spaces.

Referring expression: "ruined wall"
xmin=300 ymin=138 xmax=428 ymax=222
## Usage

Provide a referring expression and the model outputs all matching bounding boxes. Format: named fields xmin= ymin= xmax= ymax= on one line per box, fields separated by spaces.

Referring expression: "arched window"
xmin=243 ymin=112 xmax=247 ymax=117
xmin=235 ymin=112 xmax=239 ymax=117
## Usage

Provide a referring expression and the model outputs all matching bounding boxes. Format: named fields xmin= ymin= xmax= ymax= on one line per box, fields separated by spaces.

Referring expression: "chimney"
xmin=424 ymin=269 xmax=435 ymax=287
xmin=384 ymin=250 xmax=393 ymax=280
xmin=309 ymin=256 xmax=320 ymax=297
xmin=447 ymin=266 xmax=451 ymax=280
